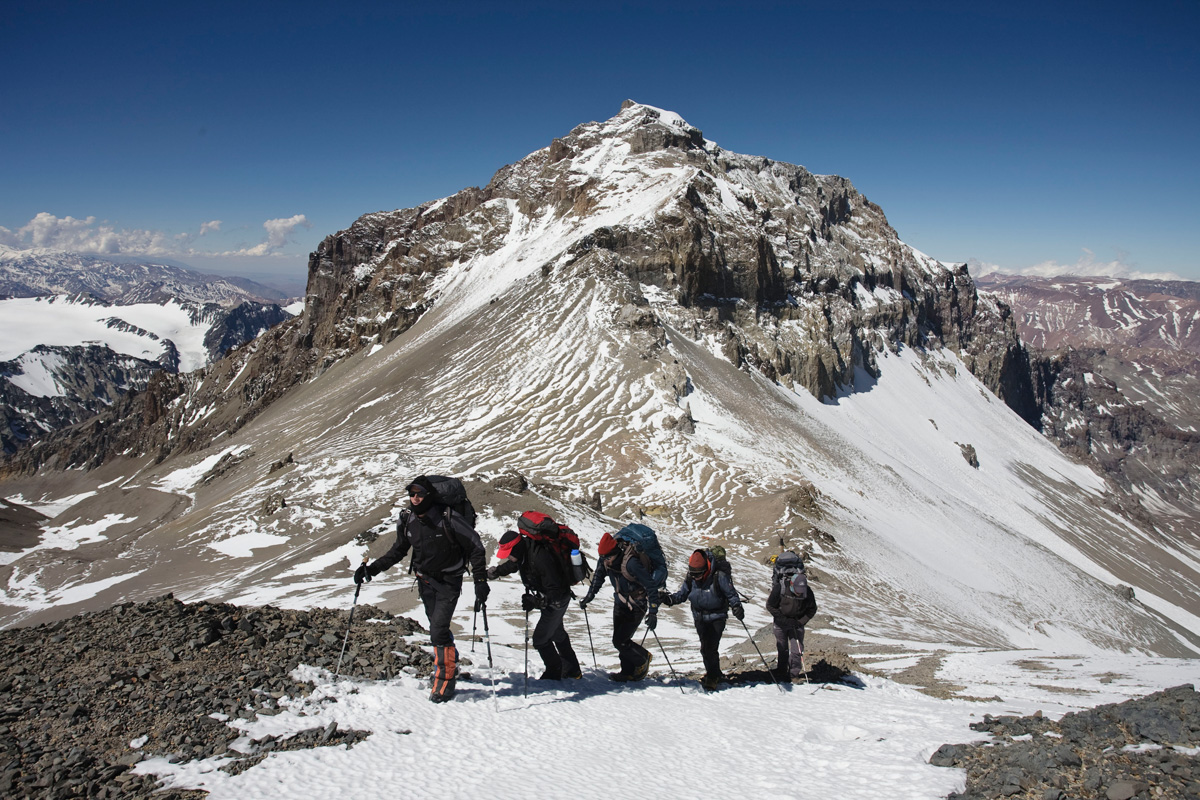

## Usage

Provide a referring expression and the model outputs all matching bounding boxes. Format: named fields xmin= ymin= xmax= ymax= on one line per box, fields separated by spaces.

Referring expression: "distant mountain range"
xmin=0 ymin=245 xmax=291 ymax=305
xmin=975 ymin=272 xmax=1200 ymax=356
xmin=0 ymin=247 xmax=297 ymax=454
xmin=976 ymin=272 xmax=1199 ymax=542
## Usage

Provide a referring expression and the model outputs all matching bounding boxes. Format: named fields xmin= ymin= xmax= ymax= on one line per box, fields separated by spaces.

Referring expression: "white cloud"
xmin=0 ymin=212 xmax=311 ymax=261
xmin=223 ymin=215 xmax=313 ymax=257
xmin=968 ymin=250 xmax=1182 ymax=282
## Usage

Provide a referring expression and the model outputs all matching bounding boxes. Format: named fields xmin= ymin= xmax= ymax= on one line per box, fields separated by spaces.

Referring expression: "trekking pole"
xmin=334 ymin=556 xmax=368 ymax=681
xmin=739 ymin=617 xmax=785 ymax=694
xmin=649 ymin=629 xmax=686 ymax=695
xmin=471 ymin=608 xmax=478 ymax=653
xmin=523 ymin=609 xmax=530 ymax=698
xmin=582 ymin=605 xmax=598 ymax=668
xmin=480 ymin=605 xmax=498 ymax=706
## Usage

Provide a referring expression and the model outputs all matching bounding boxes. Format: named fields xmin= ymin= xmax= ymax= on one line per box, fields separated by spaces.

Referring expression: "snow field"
xmin=131 ymin=622 xmax=1200 ymax=800
xmin=0 ymin=295 xmax=214 ymax=373
xmin=137 ymin=648 xmax=975 ymax=800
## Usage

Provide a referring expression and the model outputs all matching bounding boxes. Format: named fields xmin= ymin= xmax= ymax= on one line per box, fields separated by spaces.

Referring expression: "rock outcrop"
xmin=932 ymin=684 xmax=1200 ymax=799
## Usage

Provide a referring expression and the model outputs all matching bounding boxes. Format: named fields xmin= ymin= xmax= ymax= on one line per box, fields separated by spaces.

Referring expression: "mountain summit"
xmin=1 ymin=103 xmax=1196 ymax=659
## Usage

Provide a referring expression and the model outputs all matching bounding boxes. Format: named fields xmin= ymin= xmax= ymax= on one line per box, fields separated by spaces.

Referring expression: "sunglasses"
xmin=408 ymin=489 xmax=426 ymax=498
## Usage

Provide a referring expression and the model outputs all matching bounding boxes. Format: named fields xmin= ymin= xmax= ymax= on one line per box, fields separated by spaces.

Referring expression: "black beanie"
xmin=407 ymin=476 xmax=436 ymax=513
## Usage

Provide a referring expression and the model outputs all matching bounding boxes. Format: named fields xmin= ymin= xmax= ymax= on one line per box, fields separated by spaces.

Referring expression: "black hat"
xmin=406 ymin=476 xmax=436 ymax=497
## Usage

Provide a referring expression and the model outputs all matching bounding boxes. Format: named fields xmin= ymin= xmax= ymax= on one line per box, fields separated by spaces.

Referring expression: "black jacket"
xmin=489 ymin=536 xmax=571 ymax=603
xmin=370 ymin=505 xmax=486 ymax=582
xmin=766 ymin=581 xmax=817 ymax=629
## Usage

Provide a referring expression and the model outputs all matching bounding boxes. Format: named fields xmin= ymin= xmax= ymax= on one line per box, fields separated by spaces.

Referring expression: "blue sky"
xmin=2 ymin=0 xmax=1197 ymax=292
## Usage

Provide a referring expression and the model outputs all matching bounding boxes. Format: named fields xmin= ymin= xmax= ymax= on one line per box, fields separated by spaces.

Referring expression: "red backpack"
xmin=516 ymin=511 xmax=592 ymax=585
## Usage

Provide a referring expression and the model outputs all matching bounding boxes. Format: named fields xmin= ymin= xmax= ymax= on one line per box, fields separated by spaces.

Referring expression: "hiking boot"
xmin=429 ymin=685 xmax=456 ymax=703
xmin=701 ymin=673 xmax=721 ymax=692
xmin=630 ymin=652 xmax=652 ymax=681
xmin=608 ymin=671 xmax=634 ymax=682
xmin=560 ymin=649 xmax=581 ymax=679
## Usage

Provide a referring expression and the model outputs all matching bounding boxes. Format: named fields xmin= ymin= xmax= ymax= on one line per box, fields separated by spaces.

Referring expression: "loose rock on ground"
xmin=0 ymin=594 xmax=430 ymax=799
xmin=931 ymin=684 xmax=1200 ymax=799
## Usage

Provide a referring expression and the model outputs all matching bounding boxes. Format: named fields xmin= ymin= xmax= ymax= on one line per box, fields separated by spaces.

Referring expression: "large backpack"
xmin=614 ymin=523 xmax=668 ymax=588
xmin=424 ymin=475 xmax=477 ymax=529
xmin=772 ymin=550 xmax=809 ymax=611
xmin=517 ymin=511 xmax=592 ymax=585
xmin=772 ymin=550 xmax=805 ymax=589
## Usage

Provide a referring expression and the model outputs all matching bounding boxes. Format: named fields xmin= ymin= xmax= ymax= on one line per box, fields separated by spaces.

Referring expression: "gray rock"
xmin=490 ymin=471 xmax=528 ymax=494
xmin=1105 ymin=779 xmax=1149 ymax=800
xmin=929 ymin=744 xmax=960 ymax=767
xmin=958 ymin=442 xmax=980 ymax=468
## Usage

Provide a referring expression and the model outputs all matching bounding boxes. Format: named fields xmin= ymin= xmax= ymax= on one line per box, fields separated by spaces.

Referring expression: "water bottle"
xmin=570 ymin=549 xmax=585 ymax=583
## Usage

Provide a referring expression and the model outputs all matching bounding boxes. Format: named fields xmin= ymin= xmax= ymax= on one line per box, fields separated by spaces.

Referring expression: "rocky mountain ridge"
xmin=2 ymin=102 xmax=1038 ymax=475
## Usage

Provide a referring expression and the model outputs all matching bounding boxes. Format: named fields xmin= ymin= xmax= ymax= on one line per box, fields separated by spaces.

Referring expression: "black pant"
xmin=612 ymin=602 xmax=650 ymax=675
xmin=418 ymin=573 xmax=463 ymax=647
xmin=694 ymin=616 xmax=726 ymax=679
xmin=532 ymin=597 xmax=579 ymax=677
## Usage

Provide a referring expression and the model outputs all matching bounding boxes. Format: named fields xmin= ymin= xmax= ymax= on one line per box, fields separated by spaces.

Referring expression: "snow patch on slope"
xmin=0 ymin=295 xmax=212 ymax=371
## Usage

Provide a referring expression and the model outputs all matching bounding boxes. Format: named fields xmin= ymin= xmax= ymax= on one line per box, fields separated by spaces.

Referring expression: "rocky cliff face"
xmin=3 ymin=103 xmax=1036 ymax=472
xmin=304 ymin=102 xmax=1038 ymax=409
xmin=0 ymin=345 xmax=161 ymax=455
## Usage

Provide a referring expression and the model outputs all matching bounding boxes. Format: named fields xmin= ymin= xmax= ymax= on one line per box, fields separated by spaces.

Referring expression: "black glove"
xmin=353 ymin=563 xmax=372 ymax=585
xmin=732 ymin=605 xmax=745 ymax=621
xmin=579 ymin=593 xmax=595 ymax=610
xmin=658 ymin=595 xmax=673 ymax=607
xmin=473 ymin=580 xmax=490 ymax=612
xmin=521 ymin=593 xmax=545 ymax=612
xmin=485 ymin=566 xmax=498 ymax=580
xmin=646 ymin=611 xmax=657 ymax=631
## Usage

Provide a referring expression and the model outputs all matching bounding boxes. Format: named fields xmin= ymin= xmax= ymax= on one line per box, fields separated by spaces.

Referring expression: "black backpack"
xmin=424 ymin=475 xmax=477 ymax=529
